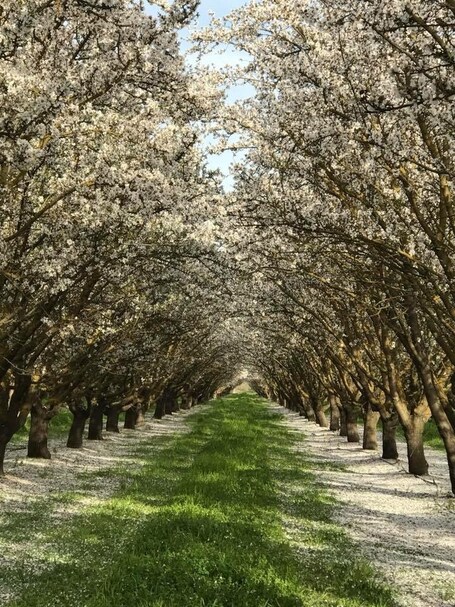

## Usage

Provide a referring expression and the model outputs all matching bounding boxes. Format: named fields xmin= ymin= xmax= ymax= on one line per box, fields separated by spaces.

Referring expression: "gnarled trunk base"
xmin=67 ymin=409 xmax=90 ymax=448
xmin=106 ymin=408 xmax=121 ymax=433
xmin=363 ymin=408 xmax=380 ymax=450
xmin=27 ymin=408 xmax=51 ymax=459
xmin=88 ymin=404 xmax=104 ymax=441
xmin=381 ymin=415 xmax=399 ymax=460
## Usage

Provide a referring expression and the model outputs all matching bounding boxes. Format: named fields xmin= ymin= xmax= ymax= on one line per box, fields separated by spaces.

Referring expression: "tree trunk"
xmin=345 ymin=404 xmax=360 ymax=443
xmin=124 ymin=406 xmax=137 ymax=430
xmin=404 ymin=418 xmax=429 ymax=475
xmin=164 ymin=395 xmax=176 ymax=415
xmin=339 ymin=406 xmax=347 ymax=437
xmin=135 ymin=405 xmax=146 ymax=427
xmin=315 ymin=407 xmax=329 ymax=428
xmin=1 ymin=374 xmax=36 ymax=469
xmin=27 ymin=406 xmax=51 ymax=459
xmin=181 ymin=395 xmax=192 ymax=410
xmin=106 ymin=408 xmax=121 ymax=433
xmin=329 ymin=395 xmax=340 ymax=432
xmin=415 ymin=360 xmax=455 ymax=491
xmin=404 ymin=296 xmax=453 ymax=486
xmin=0 ymin=434 xmax=8 ymax=476
xmin=443 ymin=433 xmax=455 ymax=495
xmin=302 ymin=398 xmax=316 ymax=422
xmin=172 ymin=398 xmax=181 ymax=413
xmin=154 ymin=395 xmax=166 ymax=419
xmin=381 ymin=414 xmax=399 ymax=460
xmin=67 ymin=409 xmax=90 ymax=448
xmin=362 ymin=406 xmax=380 ymax=450
xmin=88 ymin=404 xmax=104 ymax=440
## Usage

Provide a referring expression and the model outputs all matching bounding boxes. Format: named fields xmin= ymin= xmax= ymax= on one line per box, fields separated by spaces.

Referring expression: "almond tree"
xmin=201 ymin=0 xmax=455 ymax=487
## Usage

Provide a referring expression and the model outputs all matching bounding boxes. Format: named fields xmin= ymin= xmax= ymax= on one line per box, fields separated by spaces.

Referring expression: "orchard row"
xmin=207 ymin=0 xmax=455 ymax=490
xmin=1 ymin=1 xmax=455 ymax=496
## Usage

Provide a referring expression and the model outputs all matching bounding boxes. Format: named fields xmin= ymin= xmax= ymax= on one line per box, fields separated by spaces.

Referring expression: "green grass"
xmin=1 ymin=394 xmax=395 ymax=607
xmin=421 ymin=419 xmax=445 ymax=450
xmin=437 ymin=580 xmax=455 ymax=602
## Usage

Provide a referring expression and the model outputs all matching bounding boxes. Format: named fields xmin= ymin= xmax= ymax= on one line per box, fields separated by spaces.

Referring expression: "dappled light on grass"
xmin=3 ymin=395 xmax=394 ymax=607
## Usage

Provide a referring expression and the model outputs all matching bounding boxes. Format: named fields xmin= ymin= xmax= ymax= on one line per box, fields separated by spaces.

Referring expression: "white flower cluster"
xmin=0 ymin=0 xmax=239 ymax=468
xmin=197 ymin=0 xmax=455 ymax=489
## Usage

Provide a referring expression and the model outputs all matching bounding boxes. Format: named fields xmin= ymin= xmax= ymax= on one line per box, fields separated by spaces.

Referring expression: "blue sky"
xmin=146 ymin=0 xmax=252 ymax=189
xmin=192 ymin=0 xmax=247 ymax=24
xmin=186 ymin=0 xmax=252 ymax=189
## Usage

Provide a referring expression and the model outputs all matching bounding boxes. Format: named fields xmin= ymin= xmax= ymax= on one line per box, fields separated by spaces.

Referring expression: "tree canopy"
xmin=1 ymin=0 xmax=454 ymax=493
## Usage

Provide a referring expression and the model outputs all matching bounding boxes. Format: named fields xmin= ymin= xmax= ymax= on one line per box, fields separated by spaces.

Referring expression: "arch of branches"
xmin=1 ymin=0 xmax=455 ymax=497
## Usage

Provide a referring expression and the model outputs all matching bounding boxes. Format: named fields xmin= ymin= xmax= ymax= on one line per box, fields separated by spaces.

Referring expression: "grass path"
xmin=1 ymin=394 xmax=394 ymax=607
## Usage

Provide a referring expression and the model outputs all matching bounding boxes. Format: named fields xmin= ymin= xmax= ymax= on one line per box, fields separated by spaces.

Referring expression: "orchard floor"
xmin=0 ymin=395 xmax=449 ymax=607
xmin=275 ymin=406 xmax=455 ymax=607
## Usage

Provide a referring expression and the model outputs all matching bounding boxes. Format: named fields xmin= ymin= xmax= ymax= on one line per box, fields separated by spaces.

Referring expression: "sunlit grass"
xmin=2 ymin=394 xmax=394 ymax=607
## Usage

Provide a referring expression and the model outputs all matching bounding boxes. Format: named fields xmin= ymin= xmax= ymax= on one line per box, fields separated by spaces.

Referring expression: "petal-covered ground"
xmin=276 ymin=406 xmax=455 ymax=607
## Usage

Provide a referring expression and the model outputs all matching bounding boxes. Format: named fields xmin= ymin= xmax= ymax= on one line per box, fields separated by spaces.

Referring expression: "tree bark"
xmin=27 ymin=405 xmax=52 ymax=459
xmin=345 ymin=404 xmax=360 ymax=443
xmin=181 ymin=395 xmax=192 ymax=410
xmin=404 ymin=296 xmax=455 ymax=487
xmin=88 ymin=402 xmax=104 ymax=440
xmin=172 ymin=397 xmax=180 ymax=413
xmin=415 ymin=364 xmax=455 ymax=490
xmin=135 ymin=405 xmax=146 ymax=427
xmin=106 ymin=408 xmax=121 ymax=433
xmin=339 ymin=406 xmax=348 ymax=437
xmin=0 ymin=373 xmax=36 ymax=472
xmin=329 ymin=394 xmax=340 ymax=432
xmin=362 ymin=406 xmax=380 ymax=450
xmin=67 ymin=409 xmax=90 ymax=448
xmin=315 ymin=406 xmax=329 ymax=428
xmin=404 ymin=418 xmax=429 ymax=475
xmin=302 ymin=398 xmax=316 ymax=422
xmin=381 ymin=414 xmax=399 ymax=460
xmin=124 ymin=406 xmax=137 ymax=430
xmin=154 ymin=390 xmax=168 ymax=419
xmin=0 ymin=434 xmax=8 ymax=476
xmin=164 ymin=394 xmax=177 ymax=415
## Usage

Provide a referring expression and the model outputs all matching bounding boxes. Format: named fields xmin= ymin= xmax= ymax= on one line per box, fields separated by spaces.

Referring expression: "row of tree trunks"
xmin=0 ymin=373 xmax=213 ymax=474
xmin=66 ymin=399 xmax=150 ymax=449
xmin=154 ymin=388 xmax=179 ymax=419
xmin=283 ymin=391 xmax=402 ymax=461
xmin=280 ymin=387 xmax=439 ymax=479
